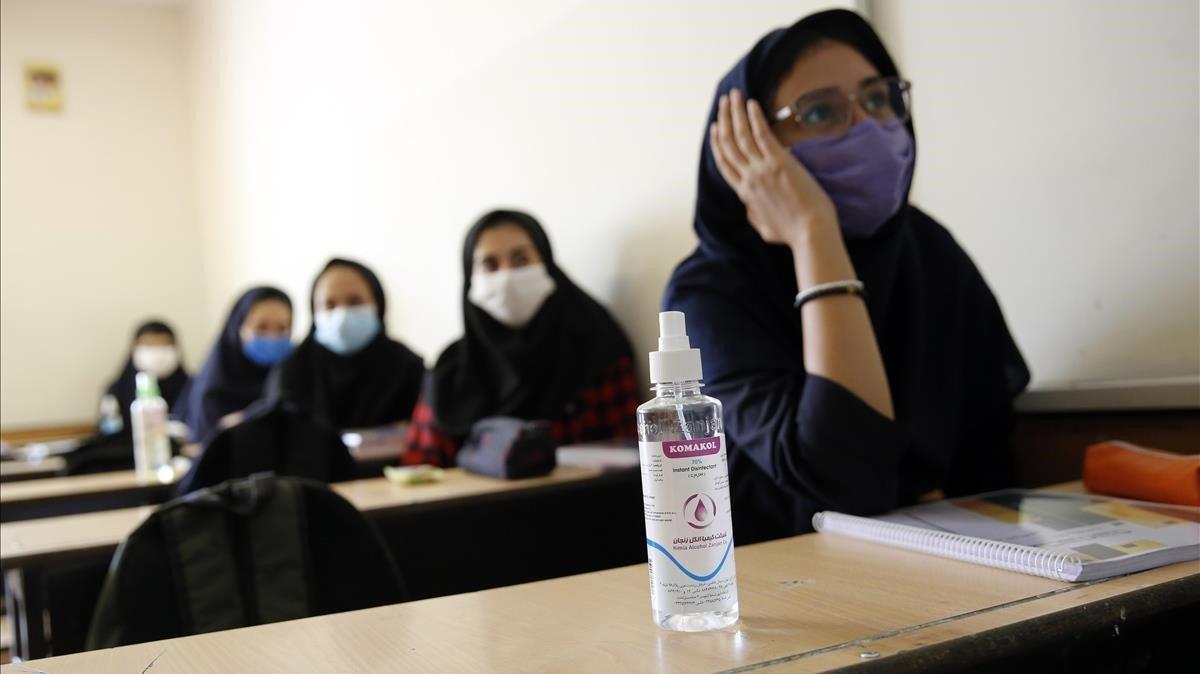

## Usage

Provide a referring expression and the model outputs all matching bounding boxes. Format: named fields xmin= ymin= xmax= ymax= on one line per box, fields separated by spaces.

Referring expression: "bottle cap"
xmin=135 ymin=372 xmax=161 ymax=400
xmin=648 ymin=311 xmax=703 ymax=384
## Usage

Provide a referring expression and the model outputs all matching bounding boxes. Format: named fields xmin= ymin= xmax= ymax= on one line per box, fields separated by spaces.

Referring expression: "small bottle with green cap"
xmin=131 ymin=371 xmax=172 ymax=480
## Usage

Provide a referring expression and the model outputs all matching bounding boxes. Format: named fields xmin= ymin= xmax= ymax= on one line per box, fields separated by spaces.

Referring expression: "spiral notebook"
xmin=813 ymin=489 xmax=1200 ymax=581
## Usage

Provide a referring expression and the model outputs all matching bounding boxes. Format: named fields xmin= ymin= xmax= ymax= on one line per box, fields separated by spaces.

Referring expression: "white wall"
xmin=8 ymin=0 xmax=1194 ymax=429
xmin=186 ymin=0 xmax=853 ymax=380
xmin=0 ymin=0 xmax=205 ymax=427
xmin=870 ymin=0 xmax=1200 ymax=387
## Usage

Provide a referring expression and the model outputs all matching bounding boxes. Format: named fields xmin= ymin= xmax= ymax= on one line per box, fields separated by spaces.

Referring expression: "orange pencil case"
xmin=1083 ymin=441 xmax=1200 ymax=506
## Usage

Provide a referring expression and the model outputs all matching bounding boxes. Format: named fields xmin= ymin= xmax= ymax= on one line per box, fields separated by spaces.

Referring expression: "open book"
xmin=813 ymin=489 xmax=1200 ymax=581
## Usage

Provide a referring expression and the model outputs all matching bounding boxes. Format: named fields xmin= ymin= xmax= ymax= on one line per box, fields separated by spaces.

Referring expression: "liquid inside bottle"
xmin=637 ymin=311 xmax=738 ymax=632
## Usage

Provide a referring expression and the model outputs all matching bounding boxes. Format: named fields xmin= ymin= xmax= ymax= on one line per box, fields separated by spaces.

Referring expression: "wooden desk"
xmin=0 ymin=443 xmax=453 ymax=520
xmin=0 ymin=458 xmax=65 ymax=484
xmin=0 ymin=423 xmax=94 ymax=447
xmin=0 ymin=470 xmax=178 ymax=523
xmin=4 ymin=525 xmax=1195 ymax=673
xmin=1013 ymin=410 xmax=1200 ymax=487
xmin=2 ymin=466 xmax=643 ymax=661
xmin=0 ymin=467 xmax=605 ymax=570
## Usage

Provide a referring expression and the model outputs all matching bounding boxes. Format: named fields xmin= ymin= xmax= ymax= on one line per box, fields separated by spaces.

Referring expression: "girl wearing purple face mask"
xmin=663 ymin=10 xmax=1029 ymax=545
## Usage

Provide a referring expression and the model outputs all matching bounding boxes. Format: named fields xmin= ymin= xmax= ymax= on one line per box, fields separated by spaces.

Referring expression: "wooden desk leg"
xmin=4 ymin=568 xmax=48 ymax=662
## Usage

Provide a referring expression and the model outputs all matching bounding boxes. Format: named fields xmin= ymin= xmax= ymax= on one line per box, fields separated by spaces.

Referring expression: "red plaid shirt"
xmin=402 ymin=355 xmax=641 ymax=467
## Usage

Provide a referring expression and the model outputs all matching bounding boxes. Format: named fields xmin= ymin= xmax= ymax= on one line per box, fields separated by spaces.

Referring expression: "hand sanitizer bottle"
xmin=636 ymin=311 xmax=738 ymax=631
xmin=130 ymin=372 xmax=172 ymax=480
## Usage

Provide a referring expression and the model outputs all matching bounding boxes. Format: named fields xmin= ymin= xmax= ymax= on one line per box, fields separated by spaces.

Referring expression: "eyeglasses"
xmin=772 ymin=76 xmax=912 ymax=140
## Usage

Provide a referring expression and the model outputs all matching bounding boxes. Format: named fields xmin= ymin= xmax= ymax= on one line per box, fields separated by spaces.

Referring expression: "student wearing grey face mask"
xmin=403 ymin=209 xmax=639 ymax=467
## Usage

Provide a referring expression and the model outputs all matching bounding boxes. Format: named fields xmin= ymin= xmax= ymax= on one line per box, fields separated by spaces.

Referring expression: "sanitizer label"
xmin=639 ymin=433 xmax=737 ymax=615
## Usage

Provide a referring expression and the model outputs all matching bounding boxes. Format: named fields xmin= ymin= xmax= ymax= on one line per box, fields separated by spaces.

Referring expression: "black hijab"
xmin=663 ymin=10 xmax=1029 ymax=537
xmin=428 ymin=210 xmax=634 ymax=438
xmin=175 ymin=287 xmax=292 ymax=444
xmin=692 ymin=9 xmax=917 ymax=300
xmin=271 ymin=258 xmax=425 ymax=430
xmin=105 ymin=320 xmax=189 ymax=435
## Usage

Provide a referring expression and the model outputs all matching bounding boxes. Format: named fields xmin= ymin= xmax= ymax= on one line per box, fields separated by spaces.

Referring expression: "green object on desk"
xmin=383 ymin=464 xmax=445 ymax=485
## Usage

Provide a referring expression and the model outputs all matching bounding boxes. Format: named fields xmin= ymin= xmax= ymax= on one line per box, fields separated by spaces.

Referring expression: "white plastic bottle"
xmin=636 ymin=311 xmax=739 ymax=631
xmin=130 ymin=372 xmax=172 ymax=480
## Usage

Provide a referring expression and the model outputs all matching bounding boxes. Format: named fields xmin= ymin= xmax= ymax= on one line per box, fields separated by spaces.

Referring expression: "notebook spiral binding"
xmin=812 ymin=511 xmax=1085 ymax=581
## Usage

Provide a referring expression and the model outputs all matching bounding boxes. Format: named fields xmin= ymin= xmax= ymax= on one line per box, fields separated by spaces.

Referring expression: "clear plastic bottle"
xmin=636 ymin=311 xmax=739 ymax=632
xmin=130 ymin=372 xmax=172 ymax=481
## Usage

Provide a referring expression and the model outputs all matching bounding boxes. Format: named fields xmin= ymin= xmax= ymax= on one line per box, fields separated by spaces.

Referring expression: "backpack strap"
xmin=161 ymin=503 xmax=246 ymax=634
xmin=245 ymin=477 xmax=311 ymax=623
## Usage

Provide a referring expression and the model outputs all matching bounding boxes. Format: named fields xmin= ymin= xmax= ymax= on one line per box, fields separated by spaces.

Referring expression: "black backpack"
xmin=176 ymin=399 xmax=354 ymax=495
xmin=86 ymin=474 xmax=407 ymax=649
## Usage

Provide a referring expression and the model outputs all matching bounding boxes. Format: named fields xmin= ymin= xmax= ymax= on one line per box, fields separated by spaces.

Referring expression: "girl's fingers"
xmin=728 ymin=89 xmax=763 ymax=162
xmin=747 ymin=99 xmax=783 ymax=156
xmin=716 ymin=94 xmax=749 ymax=167
xmin=710 ymin=123 xmax=742 ymax=186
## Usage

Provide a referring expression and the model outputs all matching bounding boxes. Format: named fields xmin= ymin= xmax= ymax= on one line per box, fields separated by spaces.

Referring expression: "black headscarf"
xmin=692 ymin=9 xmax=916 ymax=296
xmin=271 ymin=258 xmax=425 ymax=430
xmin=663 ymin=10 xmax=1030 ymax=541
xmin=175 ymin=287 xmax=292 ymax=444
xmin=428 ymin=210 xmax=635 ymax=438
xmin=105 ymin=320 xmax=190 ymax=436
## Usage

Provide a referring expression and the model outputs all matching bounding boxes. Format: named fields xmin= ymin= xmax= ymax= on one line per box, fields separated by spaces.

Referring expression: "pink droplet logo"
xmin=684 ymin=493 xmax=717 ymax=529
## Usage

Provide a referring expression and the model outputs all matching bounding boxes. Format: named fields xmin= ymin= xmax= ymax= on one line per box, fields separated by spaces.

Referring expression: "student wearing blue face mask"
xmin=664 ymin=10 xmax=1029 ymax=544
xmin=270 ymin=258 xmax=425 ymax=431
xmin=175 ymin=287 xmax=294 ymax=443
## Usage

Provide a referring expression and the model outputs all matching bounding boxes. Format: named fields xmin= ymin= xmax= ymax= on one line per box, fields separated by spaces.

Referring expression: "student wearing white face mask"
xmin=404 ymin=210 xmax=639 ymax=467
xmin=99 ymin=320 xmax=190 ymax=438
xmin=269 ymin=258 xmax=425 ymax=431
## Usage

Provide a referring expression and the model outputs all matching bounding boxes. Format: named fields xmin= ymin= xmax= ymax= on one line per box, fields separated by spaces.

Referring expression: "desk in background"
xmin=0 ymin=422 xmax=403 ymax=486
xmin=0 ymin=458 xmax=65 ymax=484
xmin=0 ymin=470 xmax=177 ymax=522
xmin=0 ymin=445 xmax=642 ymax=523
xmin=4 ymin=508 xmax=1194 ymax=673
xmin=0 ymin=424 xmax=94 ymax=450
xmin=0 ymin=426 xmax=91 ymax=484
xmin=2 ymin=465 xmax=643 ymax=661
xmin=1012 ymin=378 xmax=1199 ymax=487
xmin=1013 ymin=410 xmax=1199 ymax=487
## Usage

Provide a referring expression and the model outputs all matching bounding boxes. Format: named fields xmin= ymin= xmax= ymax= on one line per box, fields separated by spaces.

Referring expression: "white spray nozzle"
xmin=658 ymin=311 xmax=691 ymax=351
xmin=649 ymin=311 xmax=703 ymax=384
